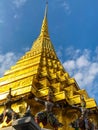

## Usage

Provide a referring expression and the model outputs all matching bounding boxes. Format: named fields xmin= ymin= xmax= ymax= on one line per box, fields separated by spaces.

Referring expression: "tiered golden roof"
xmin=0 ymin=3 xmax=97 ymax=130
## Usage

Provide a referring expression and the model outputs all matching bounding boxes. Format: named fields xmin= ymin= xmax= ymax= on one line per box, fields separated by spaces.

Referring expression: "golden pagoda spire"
xmin=39 ymin=2 xmax=49 ymax=38
xmin=44 ymin=1 xmax=48 ymax=18
xmin=31 ymin=2 xmax=54 ymax=51
xmin=0 ymin=2 xmax=97 ymax=130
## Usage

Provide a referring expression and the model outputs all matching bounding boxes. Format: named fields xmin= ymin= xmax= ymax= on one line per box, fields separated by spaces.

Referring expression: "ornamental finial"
xmin=44 ymin=1 xmax=48 ymax=18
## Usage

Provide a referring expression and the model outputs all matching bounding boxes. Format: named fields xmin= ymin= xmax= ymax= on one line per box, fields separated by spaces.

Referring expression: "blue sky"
xmin=0 ymin=0 xmax=98 ymax=103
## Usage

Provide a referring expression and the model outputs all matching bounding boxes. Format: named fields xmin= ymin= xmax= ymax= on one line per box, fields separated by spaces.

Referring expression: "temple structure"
xmin=0 ymin=3 xmax=98 ymax=130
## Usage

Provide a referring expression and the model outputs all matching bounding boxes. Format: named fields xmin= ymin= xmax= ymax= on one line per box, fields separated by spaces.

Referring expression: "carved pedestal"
xmin=0 ymin=116 xmax=51 ymax=130
xmin=0 ymin=116 xmax=41 ymax=130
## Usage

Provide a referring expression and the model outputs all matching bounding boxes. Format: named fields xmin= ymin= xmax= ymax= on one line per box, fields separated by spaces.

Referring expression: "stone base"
xmin=41 ymin=128 xmax=51 ymax=130
xmin=12 ymin=116 xmax=41 ymax=130
xmin=0 ymin=126 xmax=51 ymax=130
xmin=0 ymin=127 xmax=51 ymax=130
xmin=0 ymin=116 xmax=51 ymax=130
xmin=0 ymin=116 xmax=40 ymax=130
xmin=0 ymin=126 xmax=13 ymax=130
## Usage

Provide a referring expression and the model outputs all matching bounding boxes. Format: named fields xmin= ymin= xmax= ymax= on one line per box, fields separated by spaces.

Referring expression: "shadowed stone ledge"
xmin=12 ymin=116 xmax=41 ymax=130
xmin=0 ymin=116 xmax=51 ymax=130
xmin=0 ymin=116 xmax=40 ymax=130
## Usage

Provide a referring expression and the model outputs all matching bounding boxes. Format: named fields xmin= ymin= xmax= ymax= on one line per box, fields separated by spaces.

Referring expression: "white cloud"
xmin=94 ymin=46 xmax=98 ymax=61
xmin=0 ymin=19 xmax=4 ymax=24
xmin=0 ymin=52 xmax=20 ymax=77
xmin=13 ymin=0 xmax=27 ymax=8
xmin=89 ymin=63 xmax=98 ymax=75
xmin=57 ymin=46 xmax=63 ymax=62
xmin=61 ymin=1 xmax=71 ymax=14
xmin=76 ymin=55 xmax=90 ymax=68
xmin=0 ymin=47 xmax=29 ymax=77
xmin=54 ymin=0 xmax=71 ymax=15
xmin=14 ymin=14 xmax=20 ymax=19
xmin=63 ymin=47 xmax=98 ymax=103
xmin=63 ymin=60 xmax=75 ymax=75
xmin=65 ymin=46 xmax=81 ymax=59
xmin=22 ymin=47 xmax=30 ymax=52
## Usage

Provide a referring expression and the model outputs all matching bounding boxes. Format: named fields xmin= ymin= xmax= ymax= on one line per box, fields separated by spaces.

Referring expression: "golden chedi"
xmin=0 ymin=3 xmax=97 ymax=130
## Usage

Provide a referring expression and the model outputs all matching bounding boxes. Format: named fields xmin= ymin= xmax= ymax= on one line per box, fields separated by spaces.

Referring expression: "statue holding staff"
xmin=34 ymin=92 xmax=63 ymax=130
xmin=70 ymin=95 xmax=95 ymax=130
xmin=0 ymin=88 xmax=23 ymax=126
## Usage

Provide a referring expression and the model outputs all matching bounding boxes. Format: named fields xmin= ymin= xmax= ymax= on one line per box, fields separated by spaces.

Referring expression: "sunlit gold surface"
xmin=0 ymin=4 xmax=97 ymax=129
xmin=0 ymin=116 xmax=12 ymax=128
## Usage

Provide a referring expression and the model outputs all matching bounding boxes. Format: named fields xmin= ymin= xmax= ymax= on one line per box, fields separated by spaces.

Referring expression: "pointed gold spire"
xmin=44 ymin=1 xmax=48 ymax=18
xmin=0 ymin=2 xmax=97 ymax=130
xmin=31 ymin=2 xmax=51 ymax=50
xmin=39 ymin=2 xmax=49 ymax=38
